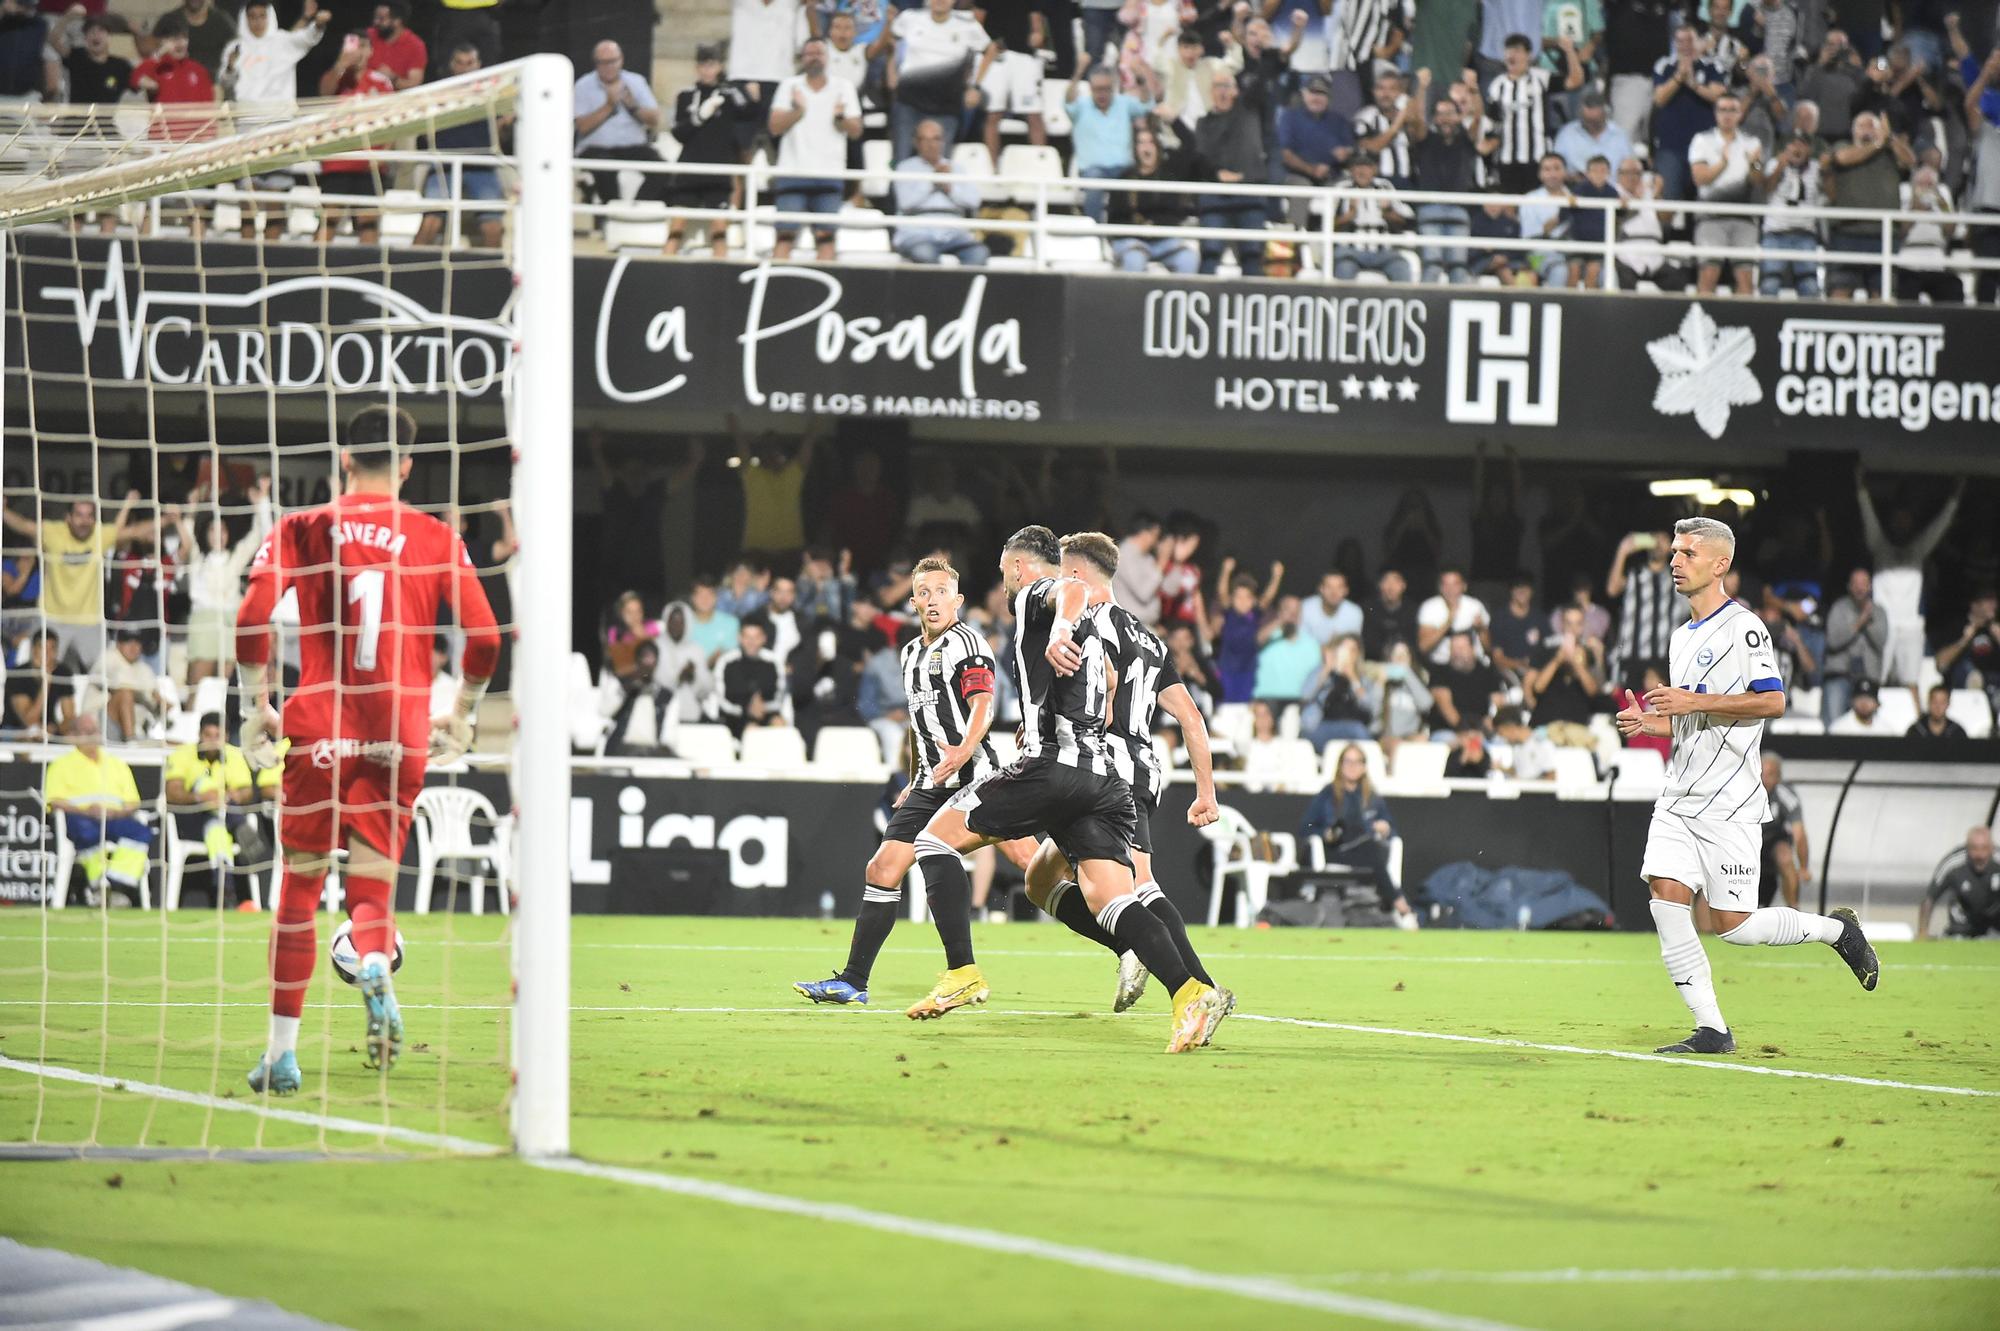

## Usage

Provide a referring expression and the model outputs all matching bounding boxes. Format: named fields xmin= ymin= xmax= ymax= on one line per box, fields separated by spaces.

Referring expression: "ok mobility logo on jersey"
xmin=1647 ymin=303 xmax=2000 ymax=439
xmin=37 ymin=241 xmax=514 ymax=396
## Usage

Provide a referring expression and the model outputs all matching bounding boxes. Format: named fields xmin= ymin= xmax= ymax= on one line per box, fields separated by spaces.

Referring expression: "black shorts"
xmin=951 ymin=756 xmax=1134 ymax=870
xmin=1129 ymin=781 xmax=1159 ymax=856
xmin=320 ymin=172 xmax=381 ymax=199
xmin=881 ymin=785 xmax=953 ymax=845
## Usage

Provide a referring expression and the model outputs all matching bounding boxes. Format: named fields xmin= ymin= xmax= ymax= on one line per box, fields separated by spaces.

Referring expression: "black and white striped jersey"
xmin=1352 ymin=97 xmax=1413 ymax=181
xmin=1096 ymin=603 xmax=1181 ymax=805
xmin=1013 ymin=577 xmax=1116 ymax=775
xmin=1486 ymin=67 xmax=1553 ymax=166
xmin=901 ymin=622 xmax=1000 ymax=791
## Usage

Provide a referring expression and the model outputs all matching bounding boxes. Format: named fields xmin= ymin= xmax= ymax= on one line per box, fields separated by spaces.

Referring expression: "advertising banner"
xmin=8 ymin=237 xmax=1995 ymax=455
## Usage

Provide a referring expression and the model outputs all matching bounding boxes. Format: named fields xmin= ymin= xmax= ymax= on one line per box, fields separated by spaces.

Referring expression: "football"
xmin=327 ymin=919 xmax=406 ymax=987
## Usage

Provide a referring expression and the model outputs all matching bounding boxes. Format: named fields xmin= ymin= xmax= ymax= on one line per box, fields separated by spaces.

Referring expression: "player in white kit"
xmin=1616 ymin=518 xmax=1879 ymax=1055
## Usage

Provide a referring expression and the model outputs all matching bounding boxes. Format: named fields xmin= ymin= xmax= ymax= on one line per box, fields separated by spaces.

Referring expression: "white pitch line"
xmin=7 ymin=935 xmax=1996 ymax=972
xmin=0 ymin=1053 xmax=503 ymax=1155
xmin=0 ymin=1057 xmax=1530 ymax=1330
xmin=1228 ymin=1014 xmax=2000 ymax=1098
xmin=10 ymin=1003 xmax=1995 ymax=1099
xmin=1272 ymin=1267 xmax=2000 ymax=1287
xmin=529 ymin=1156 xmax=1535 ymax=1331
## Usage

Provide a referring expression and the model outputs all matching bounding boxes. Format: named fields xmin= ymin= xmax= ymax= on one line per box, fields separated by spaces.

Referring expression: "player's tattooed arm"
xmin=1642 ymin=683 xmax=1784 ymax=720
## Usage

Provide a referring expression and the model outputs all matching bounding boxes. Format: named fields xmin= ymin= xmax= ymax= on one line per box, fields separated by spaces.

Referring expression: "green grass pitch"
xmin=3 ymin=912 xmax=1998 ymax=1330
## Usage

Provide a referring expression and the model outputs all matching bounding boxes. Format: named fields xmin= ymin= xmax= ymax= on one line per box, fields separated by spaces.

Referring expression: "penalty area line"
xmin=0 ymin=1053 xmax=504 ymax=1156
xmin=528 ymin=1155 xmax=1538 ymax=1331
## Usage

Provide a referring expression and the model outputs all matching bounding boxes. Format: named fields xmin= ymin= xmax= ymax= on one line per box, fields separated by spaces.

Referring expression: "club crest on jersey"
xmin=928 ymin=646 xmax=945 ymax=676
xmin=1696 ymin=646 xmax=1716 ymax=667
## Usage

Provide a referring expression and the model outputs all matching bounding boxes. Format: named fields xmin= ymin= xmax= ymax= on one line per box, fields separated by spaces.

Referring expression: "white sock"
xmin=1650 ymin=899 xmax=1726 ymax=1031
xmin=1720 ymin=908 xmax=1844 ymax=947
xmin=267 ymin=1013 xmax=300 ymax=1060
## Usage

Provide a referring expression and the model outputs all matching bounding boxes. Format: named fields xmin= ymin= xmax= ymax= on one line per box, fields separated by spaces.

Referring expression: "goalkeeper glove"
xmin=428 ymin=713 xmax=474 ymax=764
xmin=240 ymin=704 xmax=280 ymax=770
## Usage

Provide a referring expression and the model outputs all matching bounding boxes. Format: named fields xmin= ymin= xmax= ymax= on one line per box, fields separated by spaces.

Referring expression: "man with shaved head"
xmin=1919 ymin=828 xmax=1999 ymax=940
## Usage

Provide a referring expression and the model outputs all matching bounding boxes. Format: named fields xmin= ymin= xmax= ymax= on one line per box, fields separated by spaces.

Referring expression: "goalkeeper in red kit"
xmin=237 ymin=406 xmax=501 ymax=1095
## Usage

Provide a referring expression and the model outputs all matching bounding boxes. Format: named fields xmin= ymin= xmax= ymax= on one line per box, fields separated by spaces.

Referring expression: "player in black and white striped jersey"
xmin=795 ymin=556 xmax=1035 ymax=1009
xmin=910 ymin=526 xmax=1231 ymax=1053
xmin=1021 ymin=533 xmax=1229 ymax=1023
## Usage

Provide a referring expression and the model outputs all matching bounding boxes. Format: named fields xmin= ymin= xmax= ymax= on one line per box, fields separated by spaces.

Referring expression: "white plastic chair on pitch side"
xmin=1203 ymin=804 xmax=1298 ymax=928
xmin=670 ymin=723 xmax=739 ymax=768
xmin=412 ymin=787 xmax=511 ymax=916
xmin=46 ymin=808 xmax=75 ymax=910
xmin=739 ymin=726 xmax=809 ymax=770
xmin=164 ymin=811 xmax=265 ymax=911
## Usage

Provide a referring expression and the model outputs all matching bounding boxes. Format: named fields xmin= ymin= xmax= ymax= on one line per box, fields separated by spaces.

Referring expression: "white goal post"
xmin=0 ymin=54 xmax=573 ymax=1160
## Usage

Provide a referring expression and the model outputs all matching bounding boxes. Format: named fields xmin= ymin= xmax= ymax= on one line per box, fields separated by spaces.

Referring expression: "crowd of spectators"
xmin=576 ymin=432 xmax=1995 ymax=777
xmin=658 ymin=0 xmax=2000 ymax=295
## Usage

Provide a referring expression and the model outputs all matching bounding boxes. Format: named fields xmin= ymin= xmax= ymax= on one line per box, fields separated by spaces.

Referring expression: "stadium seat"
xmin=1242 ymin=738 xmax=1320 ymax=790
xmin=1277 ymin=704 xmax=1302 ymax=740
xmin=413 ymin=787 xmax=511 ymax=915
xmin=996 ymin=144 xmax=1074 ymax=208
xmin=1605 ymin=747 xmax=1667 ymax=800
xmin=1873 ymin=686 xmax=1920 ymax=734
xmin=1552 ymin=747 xmax=1604 ymax=799
xmin=1787 ymin=685 xmax=1821 ymax=720
xmin=1770 ymin=716 xmax=1826 ymax=735
xmin=602 ymin=202 xmax=669 ymax=252
xmin=164 ymin=812 xmax=265 ymax=912
xmin=1319 ymin=739 xmax=1387 ymax=789
xmin=284 ymin=187 xmax=322 ymax=238
xmin=671 ymin=723 xmax=739 ymax=768
xmin=1918 ymin=656 xmax=1944 ymax=697
xmin=813 ymin=726 xmax=890 ymax=776
xmin=1202 ymin=804 xmax=1297 ymax=927
xmin=834 ymin=207 xmax=895 ymax=261
xmin=1947 ymin=689 xmax=1994 ymax=738
xmin=569 ymin=653 xmax=610 ymax=753
xmin=1038 ymin=231 xmax=1109 ymax=270
xmin=165 ymin=676 xmax=228 ymax=746
xmin=379 ymin=188 xmax=425 ymax=246
xmin=949 ymin=141 xmax=994 ymax=179
xmin=740 ymin=727 xmax=810 ymax=769
xmin=1210 ymin=703 xmax=1255 ymax=753
xmin=1041 ymin=90 xmax=1072 ymax=137
xmin=860 ymin=137 xmax=893 ymax=199
xmin=1390 ymin=741 xmax=1449 ymax=786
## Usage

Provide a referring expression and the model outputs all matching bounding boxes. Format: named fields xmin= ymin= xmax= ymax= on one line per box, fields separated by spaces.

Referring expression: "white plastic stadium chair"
xmin=1947 ymin=689 xmax=1994 ymax=738
xmin=1389 ymin=740 xmax=1450 ymax=787
xmin=164 ymin=812 xmax=265 ymax=911
xmin=949 ymin=142 xmax=995 ymax=179
xmin=1605 ymin=746 xmax=1667 ymax=800
xmin=1872 ymin=687 xmax=1920 ymax=734
xmin=1319 ymin=739 xmax=1389 ymax=788
xmin=739 ymin=726 xmax=810 ymax=770
xmin=671 ymin=723 xmax=740 ymax=768
xmin=413 ymin=786 xmax=511 ymax=915
xmin=1242 ymin=738 xmax=1321 ymax=791
xmin=996 ymin=143 xmax=1074 ymax=207
xmin=812 ymin=726 xmax=890 ymax=778
xmin=1202 ymin=805 xmax=1298 ymax=927
xmin=1551 ymin=747 xmax=1604 ymax=799
xmin=569 ymin=652 xmax=610 ymax=753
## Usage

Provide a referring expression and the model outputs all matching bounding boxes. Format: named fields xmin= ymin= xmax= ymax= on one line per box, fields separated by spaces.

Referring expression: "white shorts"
xmin=979 ymin=51 xmax=1043 ymax=114
xmin=1640 ymin=808 xmax=1763 ymax=912
xmin=1883 ymin=629 xmax=1924 ymax=686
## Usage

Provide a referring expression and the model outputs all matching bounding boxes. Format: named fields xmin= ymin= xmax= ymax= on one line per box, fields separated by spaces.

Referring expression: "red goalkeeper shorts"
xmin=278 ymin=738 xmax=427 ymax=861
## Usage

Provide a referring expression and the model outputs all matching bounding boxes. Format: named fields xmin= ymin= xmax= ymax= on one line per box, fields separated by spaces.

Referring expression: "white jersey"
xmin=1659 ymin=598 xmax=1784 ymax=824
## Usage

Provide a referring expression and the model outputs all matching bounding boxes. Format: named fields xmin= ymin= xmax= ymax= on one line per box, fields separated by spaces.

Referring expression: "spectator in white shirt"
xmin=1300 ymin=571 xmax=1365 ymax=646
xmin=1828 ymin=678 xmax=1888 ymax=735
xmin=892 ymin=117 xmax=989 ymax=265
xmin=1688 ymin=92 xmax=1762 ymax=294
xmin=731 ymin=0 xmax=815 ymax=143
xmin=220 ymin=0 xmax=327 ymax=105
xmin=868 ymin=0 xmax=998 ymax=164
xmin=769 ymin=36 xmax=863 ymax=261
xmin=1895 ymin=166 xmax=1965 ymax=304
xmin=1516 ymin=151 xmax=1573 ymax=287
xmin=1757 ymin=131 xmax=1823 ymax=297
xmin=574 ymin=41 xmax=668 ymax=210
xmin=1417 ymin=567 xmax=1491 ymax=666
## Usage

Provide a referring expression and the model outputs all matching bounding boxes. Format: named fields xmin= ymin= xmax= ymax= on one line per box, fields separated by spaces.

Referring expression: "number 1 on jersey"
xmin=347 ymin=568 xmax=385 ymax=670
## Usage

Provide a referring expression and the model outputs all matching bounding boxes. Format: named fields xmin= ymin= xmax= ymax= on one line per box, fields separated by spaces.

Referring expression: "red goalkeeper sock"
xmin=345 ymin=874 xmax=394 ymax=965
xmin=268 ymin=865 xmax=325 ymax=1021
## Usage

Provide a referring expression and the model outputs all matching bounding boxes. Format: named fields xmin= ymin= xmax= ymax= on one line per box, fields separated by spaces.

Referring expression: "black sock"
xmin=1140 ymin=887 xmax=1212 ymax=987
xmin=1101 ymin=895 xmax=1193 ymax=995
xmin=837 ymin=883 xmax=901 ymax=989
xmin=1049 ymin=880 xmax=1124 ymax=954
xmin=919 ymin=853 xmax=977 ymax=970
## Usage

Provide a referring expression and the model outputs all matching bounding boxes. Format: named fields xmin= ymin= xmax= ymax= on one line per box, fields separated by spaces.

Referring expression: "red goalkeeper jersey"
xmin=236 ymin=492 xmax=502 ymax=751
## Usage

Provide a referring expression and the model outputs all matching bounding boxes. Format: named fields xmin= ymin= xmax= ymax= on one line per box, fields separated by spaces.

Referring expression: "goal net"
xmin=0 ymin=55 xmax=573 ymax=1159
